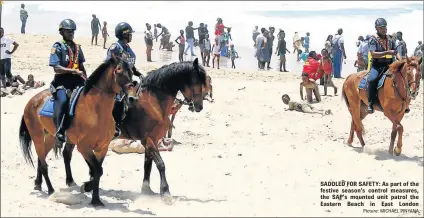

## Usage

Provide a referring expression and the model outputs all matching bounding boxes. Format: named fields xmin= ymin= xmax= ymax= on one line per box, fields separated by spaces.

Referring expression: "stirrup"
xmin=114 ymin=127 xmax=121 ymax=138
xmin=366 ymin=104 xmax=374 ymax=114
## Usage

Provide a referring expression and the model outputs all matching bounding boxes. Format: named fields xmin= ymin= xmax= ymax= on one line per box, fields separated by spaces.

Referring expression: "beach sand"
xmin=1 ymin=34 xmax=423 ymax=217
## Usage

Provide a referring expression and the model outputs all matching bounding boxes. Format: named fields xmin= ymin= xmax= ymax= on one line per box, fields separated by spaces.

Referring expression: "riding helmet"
xmin=115 ymin=22 xmax=134 ymax=40
xmin=59 ymin=19 xmax=77 ymax=31
xmin=375 ymin=18 xmax=387 ymax=28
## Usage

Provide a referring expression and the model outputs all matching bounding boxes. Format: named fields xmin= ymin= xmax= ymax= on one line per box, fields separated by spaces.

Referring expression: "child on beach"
xmin=230 ymin=44 xmax=239 ymax=69
xmin=202 ymin=34 xmax=211 ymax=67
xmin=175 ymin=30 xmax=185 ymax=62
xmin=320 ymin=49 xmax=337 ymax=96
xmin=23 ymin=74 xmax=45 ymax=90
xmin=282 ymin=94 xmax=332 ymax=115
xmin=212 ymin=38 xmax=221 ymax=69
xmin=102 ymin=21 xmax=109 ymax=49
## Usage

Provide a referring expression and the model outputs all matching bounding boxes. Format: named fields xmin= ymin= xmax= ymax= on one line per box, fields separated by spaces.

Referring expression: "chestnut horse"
xmin=60 ymin=58 xmax=206 ymax=204
xmin=342 ymin=56 xmax=422 ymax=155
xmin=19 ymin=57 xmax=137 ymax=206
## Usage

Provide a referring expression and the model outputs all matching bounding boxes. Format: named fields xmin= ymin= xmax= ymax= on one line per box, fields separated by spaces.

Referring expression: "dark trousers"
xmin=1 ymin=58 xmax=12 ymax=88
xmin=367 ymin=67 xmax=383 ymax=104
xmin=21 ymin=19 xmax=27 ymax=34
xmin=53 ymin=89 xmax=69 ymax=132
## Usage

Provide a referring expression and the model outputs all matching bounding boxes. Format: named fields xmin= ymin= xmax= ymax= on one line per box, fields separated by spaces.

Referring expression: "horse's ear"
xmin=406 ymin=56 xmax=411 ymax=64
xmin=419 ymin=57 xmax=423 ymax=66
xmin=193 ymin=58 xmax=199 ymax=68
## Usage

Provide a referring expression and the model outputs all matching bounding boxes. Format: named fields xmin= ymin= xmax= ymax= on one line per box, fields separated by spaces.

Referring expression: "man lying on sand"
xmin=282 ymin=94 xmax=332 ymax=115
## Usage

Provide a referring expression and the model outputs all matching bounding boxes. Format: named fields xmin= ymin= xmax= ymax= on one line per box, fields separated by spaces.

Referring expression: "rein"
xmin=391 ymin=64 xmax=414 ymax=115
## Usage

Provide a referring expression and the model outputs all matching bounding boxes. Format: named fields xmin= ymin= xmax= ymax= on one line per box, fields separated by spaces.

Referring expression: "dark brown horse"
xmin=19 ymin=57 xmax=138 ymax=206
xmin=342 ymin=56 xmax=422 ymax=155
xmin=60 ymin=58 xmax=207 ymax=204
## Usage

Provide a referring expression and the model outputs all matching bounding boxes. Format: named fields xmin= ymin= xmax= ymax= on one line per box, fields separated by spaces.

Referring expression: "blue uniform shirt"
xmin=49 ymin=41 xmax=85 ymax=68
xmin=105 ymin=40 xmax=136 ymax=67
xmin=369 ymin=35 xmax=396 ymax=68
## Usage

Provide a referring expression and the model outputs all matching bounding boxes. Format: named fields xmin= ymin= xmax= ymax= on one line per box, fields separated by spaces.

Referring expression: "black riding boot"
xmin=112 ymin=99 xmax=125 ymax=137
xmin=54 ymin=107 xmax=67 ymax=148
xmin=366 ymin=82 xmax=377 ymax=114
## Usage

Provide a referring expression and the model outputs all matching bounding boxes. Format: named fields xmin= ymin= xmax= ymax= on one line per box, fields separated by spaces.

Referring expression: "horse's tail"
xmin=341 ymin=73 xmax=366 ymax=135
xmin=19 ymin=115 xmax=34 ymax=167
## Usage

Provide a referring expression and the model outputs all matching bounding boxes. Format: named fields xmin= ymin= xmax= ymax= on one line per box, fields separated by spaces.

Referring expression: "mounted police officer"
xmin=366 ymin=18 xmax=401 ymax=114
xmin=105 ymin=22 xmax=142 ymax=137
xmin=49 ymin=19 xmax=87 ymax=148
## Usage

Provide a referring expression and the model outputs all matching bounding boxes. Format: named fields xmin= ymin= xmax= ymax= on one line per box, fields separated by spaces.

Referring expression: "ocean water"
xmin=1 ymin=1 xmax=421 ymax=77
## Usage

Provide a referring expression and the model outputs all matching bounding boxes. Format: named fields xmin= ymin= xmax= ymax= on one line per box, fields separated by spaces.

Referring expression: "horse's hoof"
xmin=161 ymin=194 xmax=174 ymax=205
xmin=66 ymin=181 xmax=77 ymax=187
xmin=34 ymin=184 xmax=42 ymax=191
xmin=48 ymin=189 xmax=55 ymax=196
xmin=394 ymin=147 xmax=402 ymax=156
xmin=141 ymin=186 xmax=156 ymax=196
xmin=91 ymin=199 xmax=105 ymax=207
xmin=388 ymin=150 xmax=394 ymax=156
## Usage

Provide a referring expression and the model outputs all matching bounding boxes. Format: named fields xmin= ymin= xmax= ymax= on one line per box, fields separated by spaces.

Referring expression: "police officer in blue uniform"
xmin=105 ymin=22 xmax=142 ymax=137
xmin=366 ymin=18 xmax=401 ymax=114
xmin=49 ymin=19 xmax=87 ymax=147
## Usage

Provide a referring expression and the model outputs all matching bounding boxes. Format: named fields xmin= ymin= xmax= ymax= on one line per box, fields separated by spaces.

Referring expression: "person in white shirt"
xmin=212 ymin=38 xmax=221 ymax=69
xmin=1 ymin=27 xmax=20 ymax=88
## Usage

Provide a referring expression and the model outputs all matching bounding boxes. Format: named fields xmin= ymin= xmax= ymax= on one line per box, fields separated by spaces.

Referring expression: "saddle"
xmin=358 ymin=69 xmax=391 ymax=91
xmin=39 ymin=85 xmax=84 ymax=118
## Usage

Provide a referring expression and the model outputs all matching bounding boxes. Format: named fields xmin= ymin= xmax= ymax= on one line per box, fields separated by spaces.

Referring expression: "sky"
xmin=1 ymin=1 xmax=423 ymax=59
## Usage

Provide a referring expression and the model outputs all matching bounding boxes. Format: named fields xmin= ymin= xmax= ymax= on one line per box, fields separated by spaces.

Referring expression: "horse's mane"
xmin=389 ymin=60 xmax=406 ymax=74
xmin=142 ymin=61 xmax=206 ymax=94
xmin=83 ymin=59 xmax=115 ymax=95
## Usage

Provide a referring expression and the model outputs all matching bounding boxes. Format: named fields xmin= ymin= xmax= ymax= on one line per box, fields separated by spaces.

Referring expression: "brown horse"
xmin=19 ymin=57 xmax=138 ymax=206
xmin=342 ymin=56 xmax=422 ymax=155
xmin=60 ymin=58 xmax=206 ymax=204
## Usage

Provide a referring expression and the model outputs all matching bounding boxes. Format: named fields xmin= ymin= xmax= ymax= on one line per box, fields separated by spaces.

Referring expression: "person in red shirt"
xmin=320 ymin=49 xmax=338 ymax=96
xmin=302 ymin=51 xmax=321 ymax=80
xmin=215 ymin=18 xmax=230 ymax=47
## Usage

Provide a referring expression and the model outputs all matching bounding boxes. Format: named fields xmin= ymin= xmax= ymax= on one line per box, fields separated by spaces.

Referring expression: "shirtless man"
xmin=282 ymin=94 xmax=331 ymax=115
xmin=300 ymin=72 xmax=321 ymax=103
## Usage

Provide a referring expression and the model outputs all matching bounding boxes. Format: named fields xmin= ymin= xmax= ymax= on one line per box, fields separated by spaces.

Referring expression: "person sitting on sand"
xmin=300 ymin=72 xmax=321 ymax=103
xmin=9 ymin=74 xmax=25 ymax=87
xmin=282 ymin=94 xmax=331 ymax=115
xmin=23 ymin=74 xmax=45 ymax=90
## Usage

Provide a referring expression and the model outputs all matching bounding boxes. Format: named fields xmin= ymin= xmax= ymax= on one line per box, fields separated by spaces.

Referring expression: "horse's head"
xmin=406 ymin=56 xmax=422 ymax=99
xmin=390 ymin=56 xmax=422 ymax=100
xmin=181 ymin=58 xmax=207 ymax=112
xmin=111 ymin=55 xmax=138 ymax=107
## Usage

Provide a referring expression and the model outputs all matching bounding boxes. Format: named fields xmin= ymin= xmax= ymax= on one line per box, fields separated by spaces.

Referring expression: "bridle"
xmin=392 ymin=61 xmax=417 ymax=114
xmin=112 ymin=61 xmax=136 ymax=99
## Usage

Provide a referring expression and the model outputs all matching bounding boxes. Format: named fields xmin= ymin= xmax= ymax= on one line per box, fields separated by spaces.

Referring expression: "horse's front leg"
xmin=147 ymin=137 xmax=172 ymax=204
xmin=394 ymin=123 xmax=404 ymax=156
xmin=388 ymin=123 xmax=397 ymax=156
xmin=63 ymin=143 xmax=77 ymax=187
xmin=78 ymin=146 xmax=107 ymax=207
xmin=141 ymin=146 xmax=155 ymax=195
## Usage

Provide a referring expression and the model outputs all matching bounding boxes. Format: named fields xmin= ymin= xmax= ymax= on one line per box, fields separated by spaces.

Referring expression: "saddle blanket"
xmin=39 ymin=86 xmax=84 ymax=117
xmin=358 ymin=73 xmax=387 ymax=90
